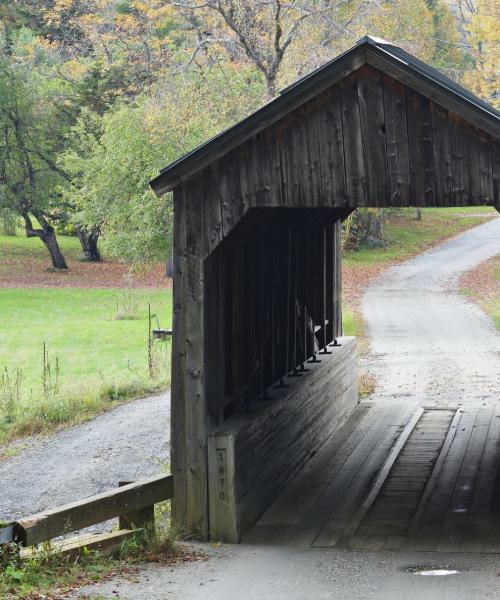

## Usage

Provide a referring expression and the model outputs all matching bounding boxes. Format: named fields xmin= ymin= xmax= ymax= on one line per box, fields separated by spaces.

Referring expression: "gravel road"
xmin=363 ymin=217 xmax=500 ymax=410
xmin=0 ymin=392 xmax=170 ymax=521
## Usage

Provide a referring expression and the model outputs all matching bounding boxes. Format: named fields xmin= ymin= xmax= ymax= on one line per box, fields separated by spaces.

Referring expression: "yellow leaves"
xmin=115 ymin=14 xmax=140 ymax=32
xmin=63 ymin=59 xmax=89 ymax=80
xmin=45 ymin=0 xmax=75 ymax=25
xmin=463 ymin=0 xmax=500 ymax=107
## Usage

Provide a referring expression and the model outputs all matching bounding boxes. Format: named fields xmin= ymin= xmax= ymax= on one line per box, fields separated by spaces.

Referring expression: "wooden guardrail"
xmin=1 ymin=473 xmax=173 ymax=557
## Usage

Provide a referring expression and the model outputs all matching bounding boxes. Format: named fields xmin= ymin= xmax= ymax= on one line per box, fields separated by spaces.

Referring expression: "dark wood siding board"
xmin=220 ymin=153 xmax=243 ymax=237
xmin=450 ymin=114 xmax=469 ymax=205
xmin=356 ymin=65 xmax=390 ymax=205
xmin=479 ymin=134 xmax=493 ymax=203
xmin=321 ymin=226 xmax=328 ymax=349
xmin=256 ymin=130 xmax=273 ymax=208
xmin=292 ymin=116 xmax=305 ymax=207
xmin=339 ymin=71 xmax=367 ymax=206
xmin=300 ymin=100 xmax=323 ymax=207
xmin=171 ymin=188 xmax=188 ymax=530
xmin=382 ymin=74 xmax=410 ymax=206
xmin=316 ymin=88 xmax=348 ymax=207
xmin=183 ymin=180 xmax=208 ymax=537
xmin=334 ymin=219 xmax=343 ymax=337
xmin=406 ymin=88 xmax=435 ymax=207
xmin=493 ymin=139 xmax=500 ymax=207
xmin=465 ymin=124 xmax=482 ymax=204
xmin=276 ymin=122 xmax=291 ymax=206
xmin=269 ymin=127 xmax=284 ymax=207
xmin=431 ymin=102 xmax=453 ymax=206
xmin=296 ymin=109 xmax=312 ymax=207
xmin=204 ymin=252 xmax=221 ymax=425
xmin=202 ymin=165 xmax=223 ymax=256
xmin=238 ymin=140 xmax=254 ymax=214
xmin=325 ymin=222 xmax=335 ymax=343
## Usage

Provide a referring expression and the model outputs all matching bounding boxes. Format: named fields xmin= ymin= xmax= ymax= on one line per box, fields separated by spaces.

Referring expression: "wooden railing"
xmin=1 ymin=474 xmax=174 ymax=557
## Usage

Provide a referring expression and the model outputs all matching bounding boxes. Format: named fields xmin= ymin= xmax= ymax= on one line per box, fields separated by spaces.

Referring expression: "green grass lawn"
xmin=0 ymin=288 xmax=172 ymax=443
xmin=0 ymin=288 xmax=171 ymax=389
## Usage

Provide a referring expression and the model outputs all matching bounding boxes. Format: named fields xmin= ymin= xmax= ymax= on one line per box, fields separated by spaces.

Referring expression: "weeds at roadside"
xmin=0 ymin=506 xmax=196 ymax=600
xmin=42 ymin=342 xmax=60 ymax=400
xmin=0 ymin=366 xmax=23 ymax=424
xmin=359 ymin=372 xmax=376 ymax=399
xmin=0 ymin=539 xmax=125 ymax=600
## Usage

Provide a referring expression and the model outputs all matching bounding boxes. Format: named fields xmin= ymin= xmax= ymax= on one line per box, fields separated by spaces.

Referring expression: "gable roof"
xmin=150 ymin=36 xmax=500 ymax=196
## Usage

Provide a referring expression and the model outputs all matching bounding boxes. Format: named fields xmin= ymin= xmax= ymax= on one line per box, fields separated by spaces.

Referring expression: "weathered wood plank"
xmin=492 ymin=139 xmax=500 ymax=210
xmin=21 ymin=529 xmax=141 ymax=561
xmin=210 ymin=338 xmax=358 ymax=542
xmin=382 ymin=74 xmax=410 ymax=206
xmin=479 ymin=133 xmax=494 ymax=203
xmin=450 ymin=115 xmax=469 ymax=205
xmin=431 ymin=103 xmax=452 ymax=205
xmin=339 ymin=71 xmax=366 ymax=205
xmin=184 ymin=177 xmax=208 ymax=538
xmin=15 ymin=475 xmax=173 ymax=547
xmin=171 ymin=187 xmax=188 ymax=530
xmin=357 ymin=65 xmax=389 ymax=205
xmin=316 ymin=89 xmax=347 ymax=206
xmin=202 ymin=165 xmax=223 ymax=256
xmin=406 ymin=88 xmax=435 ymax=206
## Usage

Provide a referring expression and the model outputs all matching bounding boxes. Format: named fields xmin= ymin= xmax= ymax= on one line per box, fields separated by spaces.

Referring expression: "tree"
xmin=60 ymin=65 xmax=264 ymax=264
xmin=171 ymin=0 xmax=376 ymax=99
xmin=462 ymin=0 xmax=500 ymax=108
xmin=0 ymin=47 xmax=69 ymax=268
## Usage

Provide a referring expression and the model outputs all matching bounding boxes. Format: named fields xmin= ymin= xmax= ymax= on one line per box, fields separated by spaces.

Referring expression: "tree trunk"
xmin=23 ymin=212 xmax=68 ymax=269
xmin=42 ymin=227 xmax=68 ymax=269
xmin=76 ymin=227 xmax=101 ymax=262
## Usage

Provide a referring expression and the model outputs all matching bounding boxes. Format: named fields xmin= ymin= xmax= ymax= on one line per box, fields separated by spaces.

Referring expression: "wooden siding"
xmin=184 ymin=65 xmax=498 ymax=225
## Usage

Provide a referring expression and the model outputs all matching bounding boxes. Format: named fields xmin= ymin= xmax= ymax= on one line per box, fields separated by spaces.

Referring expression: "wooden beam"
xmin=15 ymin=474 xmax=173 ymax=547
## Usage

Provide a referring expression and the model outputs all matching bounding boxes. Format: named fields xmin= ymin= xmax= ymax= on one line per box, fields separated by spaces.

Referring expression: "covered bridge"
xmin=150 ymin=36 xmax=500 ymax=542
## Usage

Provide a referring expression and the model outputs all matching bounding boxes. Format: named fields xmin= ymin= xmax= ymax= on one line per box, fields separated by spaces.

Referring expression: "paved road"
xmin=0 ymin=392 xmax=169 ymax=521
xmin=74 ymin=218 xmax=500 ymax=599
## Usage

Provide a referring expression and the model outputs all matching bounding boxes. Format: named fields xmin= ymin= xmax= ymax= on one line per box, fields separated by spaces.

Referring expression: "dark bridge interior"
xmin=205 ymin=207 xmax=350 ymax=425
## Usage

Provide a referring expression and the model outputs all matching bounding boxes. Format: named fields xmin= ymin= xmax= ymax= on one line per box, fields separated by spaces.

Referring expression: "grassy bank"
xmin=0 ymin=288 xmax=172 ymax=444
xmin=461 ymin=254 xmax=500 ymax=330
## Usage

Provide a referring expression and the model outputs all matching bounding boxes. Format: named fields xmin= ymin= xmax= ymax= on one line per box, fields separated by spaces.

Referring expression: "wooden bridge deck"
xmin=243 ymin=400 xmax=500 ymax=552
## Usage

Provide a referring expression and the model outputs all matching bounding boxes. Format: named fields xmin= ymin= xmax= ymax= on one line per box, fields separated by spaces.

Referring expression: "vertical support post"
xmin=171 ymin=179 xmax=208 ymax=540
xmin=170 ymin=187 xmax=188 ymax=533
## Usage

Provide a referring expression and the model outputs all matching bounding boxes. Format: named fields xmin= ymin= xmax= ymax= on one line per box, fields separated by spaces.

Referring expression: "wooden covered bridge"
xmin=150 ymin=36 xmax=500 ymax=544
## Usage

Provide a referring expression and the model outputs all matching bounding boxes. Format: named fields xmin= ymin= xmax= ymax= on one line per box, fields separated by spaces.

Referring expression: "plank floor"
xmin=243 ymin=402 xmax=500 ymax=552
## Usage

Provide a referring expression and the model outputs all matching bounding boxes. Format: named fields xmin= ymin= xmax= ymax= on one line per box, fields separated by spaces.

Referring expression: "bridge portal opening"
xmin=204 ymin=208 xmax=357 ymax=541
